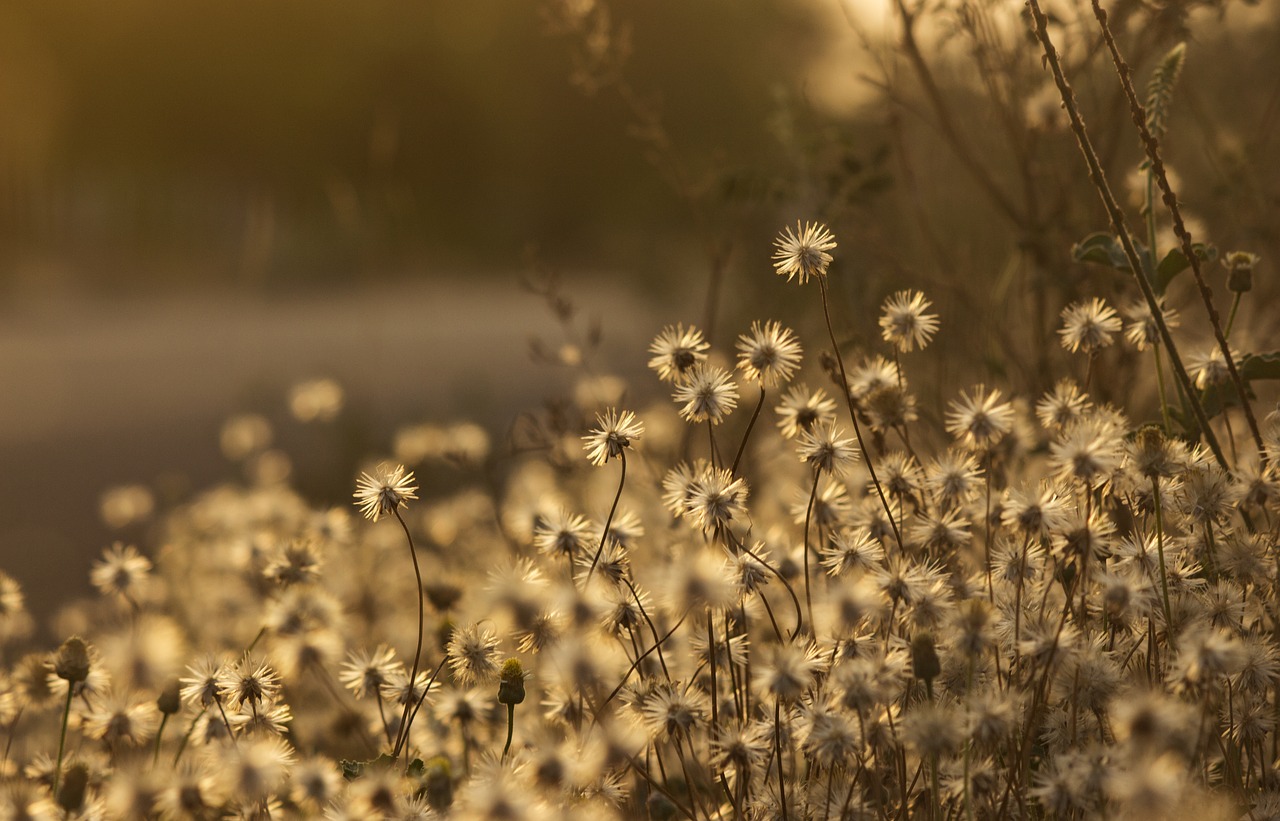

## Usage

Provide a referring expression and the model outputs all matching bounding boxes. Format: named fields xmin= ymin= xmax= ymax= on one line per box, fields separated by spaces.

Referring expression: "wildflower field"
xmin=3 ymin=0 xmax=1280 ymax=819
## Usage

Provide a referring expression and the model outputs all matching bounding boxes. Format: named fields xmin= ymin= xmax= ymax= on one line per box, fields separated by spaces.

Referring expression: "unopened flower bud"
xmin=497 ymin=658 xmax=527 ymax=705
xmin=157 ymin=679 xmax=182 ymax=715
xmin=1224 ymin=251 xmax=1260 ymax=293
xmin=424 ymin=756 xmax=453 ymax=811
xmin=911 ymin=632 xmax=941 ymax=683
xmin=54 ymin=637 xmax=91 ymax=684
xmin=57 ymin=763 xmax=89 ymax=812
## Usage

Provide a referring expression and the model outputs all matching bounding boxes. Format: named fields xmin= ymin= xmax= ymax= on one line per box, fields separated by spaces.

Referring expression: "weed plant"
xmin=3 ymin=0 xmax=1280 ymax=818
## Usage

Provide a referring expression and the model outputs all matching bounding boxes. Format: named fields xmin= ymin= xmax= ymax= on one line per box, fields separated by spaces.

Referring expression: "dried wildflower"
xmin=1126 ymin=425 xmax=1182 ymax=480
xmin=753 ymin=643 xmax=823 ymax=702
xmin=798 ymin=700 xmax=860 ymax=767
xmin=582 ymin=408 xmax=644 ymax=466
xmin=946 ymin=384 xmax=1014 ymax=451
xmin=796 ymin=421 xmax=859 ymax=474
xmin=353 ymin=463 xmax=418 ymax=522
xmin=290 ymin=756 xmax=343 ymax=810
xmin=218 ymin=655 xmax=281 ymax=710
xmin=339 ymin=645 xmax=402 ymax=700
xmin=1036 ymin=379 xmax=1091 ymax=431
xmin=90 ymin=543 xmax=153 ymax=602
xmin=180 ymin=655 xmax=228 ymax=708
xmin=848 ymin=354 xmax=900 ymax=399
xmin=772 ymin=221 xmax=836 ymax=284
xmin=447 ymin=623 xmax=501 ymax=685
xmin=879 ymin=289 xmax=940 ymax=352
xmin=672 ymin=362 xmax=739 ymax=424
xmin=775 ymin=384 xmax=837 ymax=439
xmin=533 ymin=507 xmax=592 ymax=559
xmin=647 ymin=323 xmax=709 ymax=383
xmin=901 ymin=702 xmax=962 ymax=757
xmin=711 ymin=720 xmax=773 ymax=773
xmin=640 ymin=682 xmax=709 ymax=739
xmin=1188 ymin=343 xmax=1241 ymax=390
xmin=1002 ymin=483 xmax=1069 ymax=537
xmin=1050 ymin=414 xmax=1125 ymax=487
xmin=926 ymin=449 xmax=982 ymax=509
xmin=736 ymin=320 xmax=803 ymax=386
xmin=863 ymin=383 xmax=918 ymax=430
xmin=262 ymin=538 xmax=324 ymax=586
xmin=821 ymin=527 xmax=884 ymax=577
xmin=909 ymin=506 xmax=972 ymax=554
xmin=1058 ymin=297 xmax=1122 ymax=354
xmin=1122 ymin=298 xmax=1180 ymax=351
xmin=685 ymin=465 xmax=749 ymax=533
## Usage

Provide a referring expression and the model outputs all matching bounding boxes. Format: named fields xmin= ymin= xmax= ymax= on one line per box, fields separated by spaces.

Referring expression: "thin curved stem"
xmin=802 ymin=467 xmax=822 ymax=634
xmin=817 ymin=277 xmax=904 ymax=549
xmin=1089 ymin=0 xmax=1264 ymax=464
xmin=731 ymin=386 xmax=767 ymax=475
xmin=1023 ymin=0 xmax=1228 ymax=470
xmin=585 ymin=451 xmax=627 ymax=585
xmin=392 ymin=508 xmax=426 ymax=759
xmin=52 ymin=687 xmax=74 ymax=797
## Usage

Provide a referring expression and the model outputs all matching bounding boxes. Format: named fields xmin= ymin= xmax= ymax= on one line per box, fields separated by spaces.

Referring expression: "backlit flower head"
xmin=776 ymin=384 xmax=837 ymax=440
xmin=797 ymin=421 xmax=859 ymax=475
xmin=946 ymin=385 xmax=1014 ymax=451
xmin=736 ymin=320 xmax=803 ymax=386
xmin=1122 ymin=298 xmax=1179 ymax=352
xmin=582 ymin=408 xmax=644 ymax=466
xmin=879 ymin=290 xmax=940 ymax=352
xmin=648 ymin=323 xmax=709 ymax=383
xmin=353 ymin=463 xmax=418 ymax=522
xmin=773 ymin=221 xmax=836 ymax=284
xmin=1058 ymin=297 xmax=1122 ymax=354
xmin=672 ymin=363 xmax=739 ymax=424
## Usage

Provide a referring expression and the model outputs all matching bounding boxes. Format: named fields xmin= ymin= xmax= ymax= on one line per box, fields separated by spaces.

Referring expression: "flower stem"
xmin=585 ymin=451 xmax=627 ymax=585
xmin=392 ymin=508 xmax=426 ymax=759
xmin=817 ymin=277 xmax=903 ymax=549
xmin=731 ymin=386 xmax=766 ymax=475
xmin=502 ymin=702 xmax=516 ymax=762
xmin=1152 ymin=478 xmax=1173 ymax=632
xmin=802 ymin=467 xmax=821 ymax=635
xmin=52 ymin=686 xmax=74 ymax=797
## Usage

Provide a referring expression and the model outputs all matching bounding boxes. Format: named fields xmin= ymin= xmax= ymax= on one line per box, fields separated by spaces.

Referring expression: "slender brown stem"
xmin=585 ymin=451 xmax=627 ymax=584
xmin=392 ymin=509 xmax=426 ymax=758
xmin=817 ymin=276 xmax=904 ymax=549
xmin=1022 ymin=0 xmax=1228 ymax=470
xmin=731 ymin=387 xmax=766 ymax=476
xmin=1088 ymin=0 xmax=1265 ymax=464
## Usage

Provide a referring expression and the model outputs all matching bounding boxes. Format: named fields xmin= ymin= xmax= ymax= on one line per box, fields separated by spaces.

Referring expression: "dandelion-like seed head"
xmin=353 ymin=463 xmax=418 ymax=522
xmin=1058 ymin=297 xmax=1122 ymax=354
xmin=776 ymin=384 xmax=837 ymax=440
xmin=735 ymin=320 xmax=803 ymax=386
xmin=879 ymin=289 xmax=940 ymax=352
xmin=772 ymin=221 xmax=837 ymax=284
xmin=672 ymin=363 xmax=739 ymax=425
xmin=946 ymin=384 xmax=1015 ymax=451
xmin=582 ymin=408 xmax=644 ymax=467
xmin=796 ymin=421 xmax=859 ymax=475
xmin=648 ymin=323 xmax=710 ymax=384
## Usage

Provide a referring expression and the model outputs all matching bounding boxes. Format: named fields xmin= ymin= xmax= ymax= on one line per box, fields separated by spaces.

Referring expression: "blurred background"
xmin=1 ymin=0 xmax=1277 ymax=623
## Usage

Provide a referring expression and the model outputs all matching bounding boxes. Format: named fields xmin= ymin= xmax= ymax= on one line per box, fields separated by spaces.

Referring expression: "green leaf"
xmin=1241 ymin=351 xmax=1280 ymax=381
xmin=1153 ymin=242 xmax=1218 ymax=295
xmin=1072 ymin=233 xmax=1131 ymax=272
